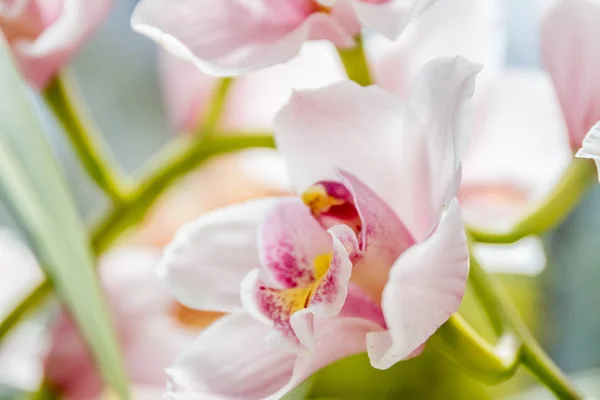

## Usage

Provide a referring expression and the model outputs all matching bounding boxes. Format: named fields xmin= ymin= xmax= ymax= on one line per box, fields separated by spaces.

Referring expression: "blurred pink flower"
xmin=0 ymin=0 xmax=111 ymax=89
xmin=0 ymin=236 xmax=214 ymax=398
xmin=131 ymin=0 xmax=438 ymax=76
xmin=158 ymin=56 xmax=477 ymax=399
xmin=541 ymin=0 xmax=600 ymax=150
xmin=43 ymin=247 xmax=213 ymax=399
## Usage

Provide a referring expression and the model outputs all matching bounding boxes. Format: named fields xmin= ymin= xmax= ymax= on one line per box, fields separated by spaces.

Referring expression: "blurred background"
xmin=1 ymin=0 xmax=600 ymax=398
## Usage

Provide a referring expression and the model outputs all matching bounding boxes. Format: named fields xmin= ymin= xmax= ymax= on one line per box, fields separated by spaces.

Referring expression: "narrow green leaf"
xmin=0 ymin=34 xmax=129 ymax=397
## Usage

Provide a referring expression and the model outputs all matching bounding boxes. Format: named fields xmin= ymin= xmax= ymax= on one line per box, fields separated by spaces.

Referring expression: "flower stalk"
xmin=0 ymin=132 xmax=275 ymax=343
xmin=200 ymin=77 xmax=235 ymax=135
xmin=337 ymin=35 xmax=373 ymax=87
xmin=43 ymin=72 xmax=131 ymax=203
xmin=466 ymin=240 xmax=583 ymax=399
xmin=469 ymin=157 xmax=596 ymax=244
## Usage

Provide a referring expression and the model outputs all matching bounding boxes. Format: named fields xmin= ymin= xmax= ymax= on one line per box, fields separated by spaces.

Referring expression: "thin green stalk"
xmin=337 ymin=35 xmax=373 ymax=86
xmin=0 ymin=133 xmax=275 ymax=343
xmin=468 ymin=245 xmax=582 ymax=399
xmin=470 ymin=157 xmax=596 ymax=244
xmin=432 ymin=314 xmax=520 ymax=384
xmin=0 ymin=284 xmax=52 ymax=342
xmin=91 ymin=133 xmax=275 ymax=254
xmin=43 ymin=73 xmax=130 ymax=202
xmin=200 ymin=78 xmax=235 ymax=134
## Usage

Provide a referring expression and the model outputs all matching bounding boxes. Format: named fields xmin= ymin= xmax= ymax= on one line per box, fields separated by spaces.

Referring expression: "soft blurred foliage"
xmin=2 ymin=0 xmax=600 ymax=398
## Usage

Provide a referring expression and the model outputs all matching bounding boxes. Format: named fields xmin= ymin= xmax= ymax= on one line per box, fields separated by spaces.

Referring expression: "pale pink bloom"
xmin=43 ymin=247 xmax=205 ymax=399
xmin=159 ymin=56 xmax=478 ymax=399
xmin=576 ymin=122 xmax=600 ymax=180
xmin=156 ymin=0 xmax=548 ymax=273
xmin=541 ymin=0 xmax=600 ymax=150
xmin=131 ymin=0 xmax=438 ymax=76
xmin=0 ymin=0 xmax=111 ymax=89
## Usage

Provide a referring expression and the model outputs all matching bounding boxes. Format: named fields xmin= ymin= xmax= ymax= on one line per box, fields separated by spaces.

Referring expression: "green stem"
xmin=0 ymin=283 xmax=52 ymax=342
xmin=468 ymin=244 xmax=582 ymax=399
xmin=43 ymin=73 xmax=130 ymax=203
xmin=91 ymin=133 xmax=275 ymax=254
xmin=337 ymin=35 xmax=373 ymax=86
xmin=470 ymin=157 xmax=596 ymax=244
xmin=200 ymin=78 xmax=235 ymax=134
xmin=0 ymin=133 xmax=275 ymax=343
xmin=432 ymin=314 xmax=520 ymax=384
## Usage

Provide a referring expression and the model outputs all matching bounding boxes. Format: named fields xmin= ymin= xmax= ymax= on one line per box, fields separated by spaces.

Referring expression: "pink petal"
xmin=258 ymin=197 xmax=330 ymax=289
xmin=402 ymin=56 xmax=481 ymax=240
xmin=372 ymin=0 xmax=504 ymax=99
xmin=351 ymin=0 xmax=438 ymax=40
xmin=11 ymin=0 xmax=112 ymax=89
xmin=576 ymin=122 xmax=600 ymax=180
xmin=367 ymin=199 xmax=468 ymax=369
xmin=45 ymin=247 xmax=196 ymax=399
xmin=165 ymin=312 xmax=381 ymax=400
xmin=461 ymin=69 xmax=571 ymax=231
xmin=244 ymin=211 xmax=356 ymax=352
xmin=131 ymin=0 xmax=355 ymax=76
xmin=338 ymin=170 xmax=414 ymax=261
xmin=274 ymin=79 xmax=407 ymax=201
xmin=275 ymin=57 xmax=481 ymax=241
xmin=159 ymin=198 xmax=283 ymax=312
xmin=541 ymin=0 xmax=600 ymax=148
xmin=336 ymin=170 xmax=415 ymax=301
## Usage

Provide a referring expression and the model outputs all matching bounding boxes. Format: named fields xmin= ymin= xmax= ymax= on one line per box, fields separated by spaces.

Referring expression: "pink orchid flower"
xmin=541 ymin=0 xmax=600 ymax=151
xmin=43 ymin=247 xmax=209 ymax=399
xmin=0 ymin=234 xmax=209 ymax=398
xmin=156 ymin=0 xmax=549 ymax=276
xmin=130 ymin=0 xmax=438 ymax=76
xmin=0 ymin=0 xmax=111 ymax=89
xmin=159 ymin=56 xmax=480 ymax=399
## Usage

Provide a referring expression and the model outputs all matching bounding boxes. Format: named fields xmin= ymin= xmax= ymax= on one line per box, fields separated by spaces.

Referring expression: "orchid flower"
xmin=0 ymin=235 xmax=209 ymax=398
xmin=131 ymin=0 xmax=438 ymax=76
xmin=541 ymin=0 xmax=600 ymax=151
xmin=43 ymin=247 xmax=211 ymax=398
xmin=159 ymin=56 xmax=479 ymax=399
xmin=0 ymin=0 xmax=111 ymax=89
xmin=156 ymin=0 xmax=548 ymax=275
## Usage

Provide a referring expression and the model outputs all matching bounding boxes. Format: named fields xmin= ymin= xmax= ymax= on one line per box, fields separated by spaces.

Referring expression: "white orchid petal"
xmin=367 ymin=199 xmax=468 ymax=369
xmin=576 ymin=122 xmax=600 ymax=180
xmin=159 ymin=198 xmax=283 ymax=312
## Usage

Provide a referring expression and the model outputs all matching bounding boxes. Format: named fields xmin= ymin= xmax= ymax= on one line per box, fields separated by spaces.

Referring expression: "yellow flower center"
xmin=287 ymin=253 xmax=332 ymax=314
xmin=301 ymin=185 xmax=345 ymax=215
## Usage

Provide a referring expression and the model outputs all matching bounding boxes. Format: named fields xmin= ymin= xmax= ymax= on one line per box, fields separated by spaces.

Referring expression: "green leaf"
xmin=0 ymin=34 xmax=129 ymax=397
